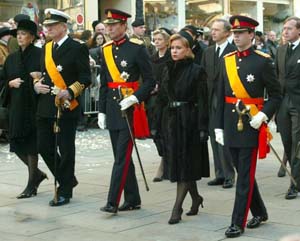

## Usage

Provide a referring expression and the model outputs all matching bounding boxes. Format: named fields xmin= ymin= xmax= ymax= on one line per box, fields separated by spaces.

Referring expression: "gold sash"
xmin=225 ymin=54 xmax=258 ymax=116
xmin=103 ymin=44 xmax=134 ymax=96
xmin=45 ymin=41 xmax=78 ymax=110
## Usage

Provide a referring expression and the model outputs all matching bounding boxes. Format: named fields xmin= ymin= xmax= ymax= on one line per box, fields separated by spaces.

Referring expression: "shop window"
xmin=185 ymin=0 xmax=224 ymax=26
xmin=145 ymin=0 xmax=178 ymax=32
xmin=230 ymin=1 xmax=257 ymax=19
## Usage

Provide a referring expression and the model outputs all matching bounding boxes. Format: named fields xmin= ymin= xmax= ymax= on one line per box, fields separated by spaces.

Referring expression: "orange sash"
xmin=45 ymin=41 xmax=78 ymax=110
xmin=225 ymin=54 xmax=272 ymax=159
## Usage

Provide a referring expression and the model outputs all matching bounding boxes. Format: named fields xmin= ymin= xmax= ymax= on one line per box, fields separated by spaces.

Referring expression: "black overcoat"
xmin=156 ymin=58 xmax=210 ymax=182
xmin=2 ymin=44 xmax=41 ymax=154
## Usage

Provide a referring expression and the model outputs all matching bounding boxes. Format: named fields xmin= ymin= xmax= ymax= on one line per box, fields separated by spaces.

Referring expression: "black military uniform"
xmin=36 ymin=9 xmax=91 ymax=206
xmin=99 ymin=9 xmax=154 ymax=213
xmin=216 ymin=16 xmax=282 ymax=238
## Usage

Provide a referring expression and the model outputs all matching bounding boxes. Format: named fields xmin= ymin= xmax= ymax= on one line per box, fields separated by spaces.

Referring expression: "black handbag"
xmin=0 ymin=86 xmax=8 ymax=130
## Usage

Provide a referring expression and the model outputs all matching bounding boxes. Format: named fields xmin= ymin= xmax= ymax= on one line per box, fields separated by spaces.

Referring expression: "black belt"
xmin=169 ymin=101 xmax=195 ymax=108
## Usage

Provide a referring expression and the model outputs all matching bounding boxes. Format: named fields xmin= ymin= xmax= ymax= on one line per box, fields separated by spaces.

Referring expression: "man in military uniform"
xmin=215 ymin=15 xmax=282 ymax=238
xmin=98 ymin=9 xmax=154 ymax=213
xmin=131 ymin=18 xmax=155 ymax=56
xmin=34 ymin=8 xmax=91 ymax=206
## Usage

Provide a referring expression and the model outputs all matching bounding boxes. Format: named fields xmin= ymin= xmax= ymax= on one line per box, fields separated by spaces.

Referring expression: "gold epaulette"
xmin=224 ymin=50 xmax=237 ymax=58
xmin=102 ymin=40 xmax=113 ymax=48
xmin=129 ymin=38 xmax=144 ymax=45
xmin=254 ymin=50 xmax=270 ymax=58
xmin=69 ymin=81 xmax=85 ymax=98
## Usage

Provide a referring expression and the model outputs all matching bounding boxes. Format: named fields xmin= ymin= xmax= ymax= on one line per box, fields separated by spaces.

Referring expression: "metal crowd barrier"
xmin=83 ymin=65 xmax=101 ymax=115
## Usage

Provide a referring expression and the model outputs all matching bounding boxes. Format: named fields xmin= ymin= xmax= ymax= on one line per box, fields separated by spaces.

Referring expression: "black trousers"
xmin=209 ymin=103 xmax=235 ymax=181
xmin=277 ymin=95 xmax=300 ymax=189
xmin=37 ymin=117 xmax=77 ymax=198
xmin=107 ymin=128 xmax=141 ymax=206
xmin=229 ymin=147 xmax=267 ymax=228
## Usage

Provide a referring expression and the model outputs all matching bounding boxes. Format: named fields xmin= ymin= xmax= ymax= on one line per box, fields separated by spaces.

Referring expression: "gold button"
xmin=113 ymin=96 xmax=116 ymax=100
xmin=239 ymin=59 xmax=242 ymax=62
xmin=232 ymin=109 xmax=236 ymax=112
xmin=113 ymin=89 xmax=116 ymax=91
xmin=115 ymin=55 xmax=118 ymax=58
xmin=232 ymin=92 xmax=235 ymax=95
xmin=237 ymin=66 xmax=240 ymax=70
xmin=116 ymin=47 xmax=119 ymax=50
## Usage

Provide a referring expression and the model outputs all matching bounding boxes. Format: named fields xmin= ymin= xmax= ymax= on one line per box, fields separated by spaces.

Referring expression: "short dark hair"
xmin=284 ymin=16 xmax=300 ymax=29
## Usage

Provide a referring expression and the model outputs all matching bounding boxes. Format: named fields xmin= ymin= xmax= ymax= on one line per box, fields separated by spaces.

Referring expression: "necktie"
xmin=286 ymin=43 xmax=294 ymax=58
xmin=214 ymin=46 xmax=220 ymax=65
xmin=54 ymin=43 xmax=59 ymax=51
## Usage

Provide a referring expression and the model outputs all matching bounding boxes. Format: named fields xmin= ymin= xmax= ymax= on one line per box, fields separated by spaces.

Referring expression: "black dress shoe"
xmin=153 ymin=177 xmax=163 ymax=182
xmin=277 ymin=165 xmax=286 ymax=177
xmin=207 ymin=178 xmax=224 ymax=186
xmin=168 ymin=208 xmax=183 ymax=225
xmin=223 ymin=179 xmax=234 ymax=189
xmin=118 ymin=202 xmax=141 ymax=211
xmin=100 ymin=204 xmax=118 ymax=213
xmin=49 ymin=196 xmax=70 ymax=207
xmin=225 ymin=224 xmax=244 ymax=238
xmin=247 ymin=215 xmax=268 ymax=229
xmin=285 ymin=187 xmax=298 ymax=200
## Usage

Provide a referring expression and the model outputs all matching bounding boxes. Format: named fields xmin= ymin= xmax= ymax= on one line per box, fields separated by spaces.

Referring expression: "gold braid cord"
xmin=69 ymin=81 xmax=85 ymax=98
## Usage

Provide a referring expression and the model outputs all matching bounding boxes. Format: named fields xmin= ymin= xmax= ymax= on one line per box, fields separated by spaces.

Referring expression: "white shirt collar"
xmin=216 ymin=41 xmax=229 ymax=57
xmin=55 ymin=34 xmax=69 ymax=48
xmin=290 ymin=38 xmax=300 ymax=50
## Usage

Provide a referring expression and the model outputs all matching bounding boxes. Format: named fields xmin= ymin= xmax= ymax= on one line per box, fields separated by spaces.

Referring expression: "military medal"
xmin=120 ymin=71 xmax=130 ymax=81
xmin=246 ymin=74 xmax=255 ymax=83
xmin=120 ymin=60 xmax=127 ymax=67
xmin=56 ymin=65 xmax=63 ymax=72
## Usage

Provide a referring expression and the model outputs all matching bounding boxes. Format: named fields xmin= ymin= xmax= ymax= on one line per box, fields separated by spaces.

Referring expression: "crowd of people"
xmin=0 ymin=6 xmax=300 ymax=239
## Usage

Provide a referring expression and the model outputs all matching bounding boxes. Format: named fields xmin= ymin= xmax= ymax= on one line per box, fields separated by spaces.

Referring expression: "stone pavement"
xmin=0 ymin=129 xmax=299 ymax=241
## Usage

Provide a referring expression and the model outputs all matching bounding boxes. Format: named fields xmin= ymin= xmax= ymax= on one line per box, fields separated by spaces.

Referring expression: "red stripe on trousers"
xmin=242 ymin=148 xmax=258 ymax=228
xmin=116 ymin=139 xmax=133 ymax=206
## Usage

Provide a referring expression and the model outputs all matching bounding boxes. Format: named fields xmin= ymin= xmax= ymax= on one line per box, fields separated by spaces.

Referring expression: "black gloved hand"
xmin=199 ymin=130 xmax=208 ymax=142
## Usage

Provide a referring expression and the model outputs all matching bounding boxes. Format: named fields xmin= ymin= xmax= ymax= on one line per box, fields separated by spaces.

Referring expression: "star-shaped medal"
xmin=246 ymin=74 xmax=255 ymax=83
xmin=120 ymin=71 xmax=130 ymax=81
xmin=120 ymin=60 xmax=127 ymax=67
xmin=56 ymin=65 xmax=63 ymax=72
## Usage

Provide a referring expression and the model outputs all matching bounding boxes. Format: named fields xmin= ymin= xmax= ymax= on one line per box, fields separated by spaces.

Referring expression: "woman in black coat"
xmin=148 ymin=29 xmax=171 ymax=182
xmin=155 ymin=31 xmax=209 ymax=224
xmin=2 ymin=20 xmax=47 ymax=198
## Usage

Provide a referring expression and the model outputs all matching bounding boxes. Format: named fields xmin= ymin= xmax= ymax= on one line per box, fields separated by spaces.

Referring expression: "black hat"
xmin=10 ymin=19 xmax=39 ymax=39
xmin=0 ymin=27 xmax=11 ymax=38
xmin=182 ymin=25 xmax=198 ymax=36
xmin=178 ymin=30 xmax=193 ymax=48
xmin=43 ymin=8 xmax=70 ymax=25
xmin=229 ymin=15 xmax=259 ymax=32
xmin=103 ymin=9 xmax=131 ymax=24
xmin=131 ymin=18 xmax=145 ymax=27
xmin=92 ymin=20 xmax=101 ymax=31
xmin=14 ymin=14 xmax=30 ymax=23
xmin=158 ymin=27 xmax=172 ymax=36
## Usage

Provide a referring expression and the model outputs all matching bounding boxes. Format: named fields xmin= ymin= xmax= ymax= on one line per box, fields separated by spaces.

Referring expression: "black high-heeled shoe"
xmin=17 ymin=185 xmax=37 ymax=199
xmin=186 ymin=195 xmax=204 ymax=216
xmin=168 ymin=208 xmax=183 ymax=225
xmin=35 ymin=172 xmax=48 ymax=189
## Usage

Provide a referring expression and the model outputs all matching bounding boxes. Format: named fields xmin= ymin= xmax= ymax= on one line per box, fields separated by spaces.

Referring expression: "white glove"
xmin=119 ymin=95 xmax=139 ymax=111
xmin=97 ymin=113 xmax=106 ymax=129
xmin=214 ymin=128 xmax=224 ymax=146
xmin=250 ymin=111 xmax=268 ymax=130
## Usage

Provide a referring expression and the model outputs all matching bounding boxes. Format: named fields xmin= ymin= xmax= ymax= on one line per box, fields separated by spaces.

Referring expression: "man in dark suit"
xmin=33 ymin=8 xmax=91 ymax=206
xmin=215 ymin=15 xmax=282 ymax=238
xmin=98 ymin=9 xmax=154 ymax=214
xmin=275 ymin=16 xmax=300 ymax=200
xmin=202 ymin=19 xmax=236 ymax=189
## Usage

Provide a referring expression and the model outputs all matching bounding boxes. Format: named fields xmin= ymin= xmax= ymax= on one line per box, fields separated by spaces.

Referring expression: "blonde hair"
xmin=169 ymin=33 xmax=194 ymax=59
xmin=153 ymin=29 xmax=170 ymax=42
